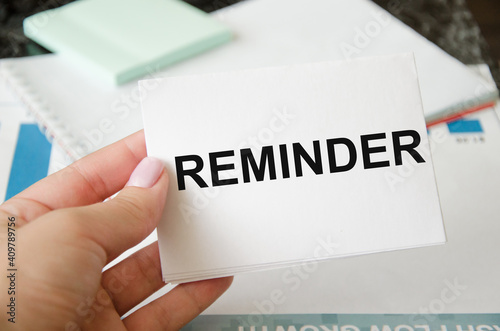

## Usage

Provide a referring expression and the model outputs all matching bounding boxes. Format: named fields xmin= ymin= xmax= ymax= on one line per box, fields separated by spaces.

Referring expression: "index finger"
xmin=0 ymin=130 xmax=146 ymax=222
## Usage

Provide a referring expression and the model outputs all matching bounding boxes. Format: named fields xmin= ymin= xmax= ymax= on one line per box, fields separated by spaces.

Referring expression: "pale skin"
xmin=0 ymin=130 xmax=233 ymax=331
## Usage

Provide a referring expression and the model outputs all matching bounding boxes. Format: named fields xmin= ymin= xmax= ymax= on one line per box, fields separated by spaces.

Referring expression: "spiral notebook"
xmin=1 ymin=0 xmax=497 ymax=160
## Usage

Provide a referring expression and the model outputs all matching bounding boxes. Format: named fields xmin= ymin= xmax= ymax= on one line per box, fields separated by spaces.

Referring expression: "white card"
xmin=140 ymin=53 xmax=445 ymax=283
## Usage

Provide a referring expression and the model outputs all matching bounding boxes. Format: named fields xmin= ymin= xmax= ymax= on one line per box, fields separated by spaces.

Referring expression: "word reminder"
xmin=140 ymin=54 xmax=445 ymax=283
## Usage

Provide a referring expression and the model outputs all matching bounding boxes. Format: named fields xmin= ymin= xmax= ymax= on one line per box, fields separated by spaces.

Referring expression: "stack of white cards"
xmin=140 ymin=53 xmax=446 ymax=284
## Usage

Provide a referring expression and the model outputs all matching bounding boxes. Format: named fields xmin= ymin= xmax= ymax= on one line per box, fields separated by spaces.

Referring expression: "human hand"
xmin=0 ymin=130 xmax=233 ymax=331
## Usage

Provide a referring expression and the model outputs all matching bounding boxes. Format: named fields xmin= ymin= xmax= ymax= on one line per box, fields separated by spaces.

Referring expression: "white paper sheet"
xmin=141 ymin=54 xmax=446 ymax=283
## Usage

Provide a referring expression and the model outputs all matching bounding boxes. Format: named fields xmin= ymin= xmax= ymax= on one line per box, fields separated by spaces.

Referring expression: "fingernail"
xmin=126 ymin=157 xmax=164 ymax=188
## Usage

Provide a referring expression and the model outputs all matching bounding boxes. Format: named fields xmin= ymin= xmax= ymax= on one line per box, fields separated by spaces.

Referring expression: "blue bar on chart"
xmin=447 ymin=119 xmax=483 ymax=134
xmin=5 ymin=124 xmax=52 ymax=200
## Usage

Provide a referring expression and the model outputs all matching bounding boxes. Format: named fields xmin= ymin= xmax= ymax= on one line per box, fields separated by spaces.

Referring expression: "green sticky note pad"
xmin=24 ymin=0 xmax=232 ymax=85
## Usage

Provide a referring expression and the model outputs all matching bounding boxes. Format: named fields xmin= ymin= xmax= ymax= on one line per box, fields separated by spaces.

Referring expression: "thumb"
xmin=11 ymin=157 xmax=168 ymax=330
xmin=68 ymin=156 xmax=169 ymax=264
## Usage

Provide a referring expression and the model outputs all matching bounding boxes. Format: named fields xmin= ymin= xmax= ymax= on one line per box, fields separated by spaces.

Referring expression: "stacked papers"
xmin=23 ymin=0 xmax=232 ymax=85
xmin=140 ymin=54 xmax=446 ymax=283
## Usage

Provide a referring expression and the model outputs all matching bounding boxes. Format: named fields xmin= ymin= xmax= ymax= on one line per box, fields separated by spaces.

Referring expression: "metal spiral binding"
xmin=0 ymin=61 xmax=83 ymax=161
